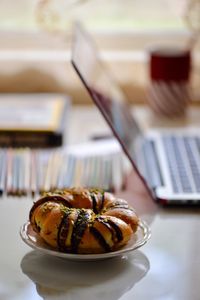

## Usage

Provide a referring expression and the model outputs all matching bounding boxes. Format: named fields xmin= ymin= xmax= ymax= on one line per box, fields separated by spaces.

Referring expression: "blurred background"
xmin=0 ymin=0 xmax=200 ymax=104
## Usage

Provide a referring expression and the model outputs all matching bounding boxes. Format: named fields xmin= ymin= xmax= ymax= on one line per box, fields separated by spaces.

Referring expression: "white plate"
xmin=20 ymin=220 xmax=151 ymax=261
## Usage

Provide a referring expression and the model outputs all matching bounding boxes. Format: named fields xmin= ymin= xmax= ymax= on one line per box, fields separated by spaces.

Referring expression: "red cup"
xmin=147 ymin=47 xmax=191 ymax=117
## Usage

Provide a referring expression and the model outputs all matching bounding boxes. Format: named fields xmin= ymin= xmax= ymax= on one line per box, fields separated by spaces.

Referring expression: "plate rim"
xmin=20 ymin=219 xmax=151 ymax=260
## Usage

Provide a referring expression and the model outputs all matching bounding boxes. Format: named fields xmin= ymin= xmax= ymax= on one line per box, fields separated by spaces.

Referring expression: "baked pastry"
xmin=29 ymin=187 xmax=139 ymax=254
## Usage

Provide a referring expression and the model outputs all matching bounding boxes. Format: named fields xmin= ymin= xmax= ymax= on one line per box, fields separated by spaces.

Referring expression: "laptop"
xmin=71 ymin=23 xmax=200 ymax=205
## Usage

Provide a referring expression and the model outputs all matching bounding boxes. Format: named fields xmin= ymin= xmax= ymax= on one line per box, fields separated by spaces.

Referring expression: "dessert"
xmin=29 ymin=187 xmax=139 ymax=254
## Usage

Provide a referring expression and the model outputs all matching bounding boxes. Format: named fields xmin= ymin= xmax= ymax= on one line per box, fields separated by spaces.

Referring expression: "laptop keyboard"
xmin=162 ymin=135 xmax=200 ymax=193
xmin=141 ymin=139 xmax=164 ymax=189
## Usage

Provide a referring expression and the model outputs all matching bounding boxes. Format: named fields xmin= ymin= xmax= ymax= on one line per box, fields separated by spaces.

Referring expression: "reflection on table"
xmin=21 ymin=250 xmax=150 ymax=300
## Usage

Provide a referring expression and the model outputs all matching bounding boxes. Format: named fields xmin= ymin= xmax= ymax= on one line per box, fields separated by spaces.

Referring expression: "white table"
xmin=1 ymin=105 xmax=200 ymax=300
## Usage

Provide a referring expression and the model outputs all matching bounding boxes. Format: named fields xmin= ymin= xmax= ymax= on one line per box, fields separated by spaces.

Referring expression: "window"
xmin=0 ymin=0 xmax=190 ymax=32
xmin=0 ymin=0 xmax=199 ymax=103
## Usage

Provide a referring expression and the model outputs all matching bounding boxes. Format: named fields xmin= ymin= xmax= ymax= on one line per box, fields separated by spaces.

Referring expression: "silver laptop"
xmin=71 ymin=23 xmax=200 ymax=205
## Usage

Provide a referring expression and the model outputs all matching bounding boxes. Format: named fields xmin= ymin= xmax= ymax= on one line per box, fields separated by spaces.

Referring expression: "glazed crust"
xmin=29 ymin=188 xmax=139 ymax=254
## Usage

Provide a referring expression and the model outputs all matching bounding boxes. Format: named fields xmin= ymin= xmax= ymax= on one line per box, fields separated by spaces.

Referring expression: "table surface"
xmin=1 ymin=105 xmax=200 ymax=300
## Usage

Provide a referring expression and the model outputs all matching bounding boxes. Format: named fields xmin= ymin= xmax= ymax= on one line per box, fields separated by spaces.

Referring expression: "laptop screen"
xmin=71 ymin=24 xmax=157 ymax=206
xmin=71 ymin=24 xmax=141 ymax=164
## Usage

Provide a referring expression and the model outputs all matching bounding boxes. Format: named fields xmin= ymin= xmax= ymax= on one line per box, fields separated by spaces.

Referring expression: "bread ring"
xmin=29 ymin=187 xmax=139 ymax=254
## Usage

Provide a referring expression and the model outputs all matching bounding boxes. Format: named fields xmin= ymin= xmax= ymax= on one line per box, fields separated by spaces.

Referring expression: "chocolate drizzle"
xmin=97 ymin=217 xmax=123 ymax=243
xmin=57 ymin=209 xmax=71 ymax=251
xmin=71 ymin=209 xmax=90 ymax=253
xmin=106 ymin=220 xmax=123 ymax=242
xmin=100 ymin=192 xmax=105 ymax=211
xmin=90 ymin=227 xmax=111 ymax=252
xmin=90 ymin=193 xmax=98 ymax=214
xmin=97 ymin=218 xmax=116 ymax=242
xmin=34 ymin=221 xmax=41 ymax=233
